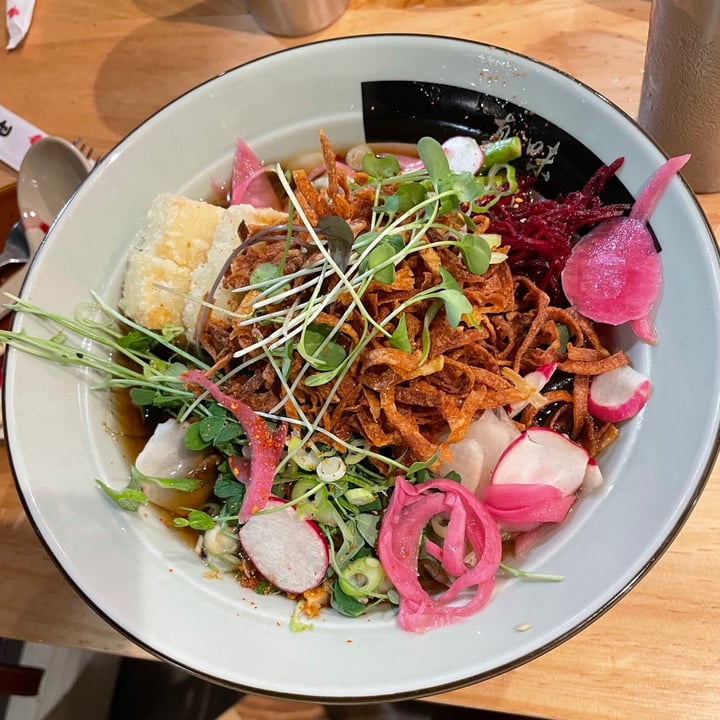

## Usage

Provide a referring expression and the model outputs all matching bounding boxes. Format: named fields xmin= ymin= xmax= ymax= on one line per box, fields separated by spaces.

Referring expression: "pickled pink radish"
xmin=561 ymin=215 xmax=662 ymax=331
xmin=378 ymin=477 xmax=502 ymax=633
xmin=182 ymin=370 xmax=287 ymax=523
xmin=561 ymin=155 xmax=690 ymax=342
xmin=230 ymin=139 xmax=281 ymax=210
xmin=630 ymin=154 xmax=691 ymax=224
xmin=588 ymin=364 xmax=651 ymax=422
xmin=239 ymin=498 xmax=329 ymax=594
xmin=630 ymin=316 xmax=658 ymax=345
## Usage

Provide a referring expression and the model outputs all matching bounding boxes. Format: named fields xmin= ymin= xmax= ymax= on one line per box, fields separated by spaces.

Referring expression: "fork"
xmin=71 ymin=137 xmax=103 ymax=166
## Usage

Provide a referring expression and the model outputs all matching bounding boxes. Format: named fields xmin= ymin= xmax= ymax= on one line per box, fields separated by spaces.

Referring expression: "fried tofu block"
xmin=119 ymin=193 xmax=224 ymax=330
xmin=120 ymin=193 xmax=287 ymax=336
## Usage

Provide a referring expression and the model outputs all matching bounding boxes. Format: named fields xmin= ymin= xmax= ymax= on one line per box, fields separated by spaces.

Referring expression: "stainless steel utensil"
xmin=0 ymin=222 xmax=31 ymax=272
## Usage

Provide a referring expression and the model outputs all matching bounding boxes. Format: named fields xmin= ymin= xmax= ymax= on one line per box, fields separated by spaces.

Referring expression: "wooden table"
xmin=1 ymin=2 xmax=719 ymax=719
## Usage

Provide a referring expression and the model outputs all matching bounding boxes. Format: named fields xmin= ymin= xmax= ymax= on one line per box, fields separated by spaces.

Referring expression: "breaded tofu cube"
xmin=119 ymin=194 xmax=224 ymax=330
xmin=120 ymin=193 xmax=288 ymax=337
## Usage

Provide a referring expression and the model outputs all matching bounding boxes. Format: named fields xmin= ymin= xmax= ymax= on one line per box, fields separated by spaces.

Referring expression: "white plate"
xmin=5 ymin=36 xmax=720 ymax=701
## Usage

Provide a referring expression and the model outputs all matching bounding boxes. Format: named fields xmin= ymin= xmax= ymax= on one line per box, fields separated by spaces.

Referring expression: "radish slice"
xmin=182 ymin=370 xmax=287 ymax=522
xmin=397 ymin=155 xmax=425 ymax=173
xmin=630 ymin=316 xmax=658 ymax=345
xmin=630 ymin=154 xmax=691 ymax=224
xmin=230 ymin=139 xmax=281 ymax=210
xmin=588 ymin=364 xmax=651 ymax=422
xmin=507 ymin=362 xmax=557 ymax=417
xmin=378 ymin=477 xmax=502 ymax=633
xmin=491 ymin=427 xmax=590 ymax=497
xmin=440 ymin=437 xmax=484 ymax=494
xmin=582 ymin=458 xmax=604 ymax=491
xmin=561 ymin=216 xmax=662 ymax=329
xmin=135 ymin=419 xmax=203 ymax=479
xmin=439 ymin=408 xmax=520 ymax=494
xmin=442 ymin=136 xmax=484 ymax=175
xmin=135 ymin=419 xmax=214 ymax=514
xmin=561 ymin=155 xmax=690 ymax=343
xmin=239 ymin=498 xmax=329 ymax=594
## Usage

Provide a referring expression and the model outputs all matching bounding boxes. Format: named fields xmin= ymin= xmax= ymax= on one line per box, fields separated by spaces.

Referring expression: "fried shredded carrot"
xmin=197 ymin=132 xmax=625 ymax=467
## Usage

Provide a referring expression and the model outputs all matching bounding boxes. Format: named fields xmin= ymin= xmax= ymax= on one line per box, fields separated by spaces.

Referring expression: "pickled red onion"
xmin=182 ymin=370 xmax=287 ymax=522
xmin=377 ymin=477 xmax=502 ymax=633
xmin=481 ymin=483 xmax=576 ymax=533
xmin=230 ymin=139 xmax=282 ymax=210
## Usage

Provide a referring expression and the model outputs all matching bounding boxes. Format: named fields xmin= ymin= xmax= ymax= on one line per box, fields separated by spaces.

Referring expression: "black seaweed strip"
xmin=360 ymin=80 xmax=634 ymax=207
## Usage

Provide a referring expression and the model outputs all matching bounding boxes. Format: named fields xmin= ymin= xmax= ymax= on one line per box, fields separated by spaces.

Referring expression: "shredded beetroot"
xmin=480 ymin=483 xmax=576 ymax=533
xmin=182 ymin=370 xmax=287 ymax=522
xmin=230 ymin=139 xmax=282 ymax=210
xmin=377 ymin=477 xmax=502 ymax=633
xmin=487 ymin=158 xmax=630 ymax=304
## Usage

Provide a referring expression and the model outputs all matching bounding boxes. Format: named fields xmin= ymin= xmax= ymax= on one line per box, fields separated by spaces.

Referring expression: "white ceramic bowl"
xmin=5 ymin=35 xmax=720 ymax=701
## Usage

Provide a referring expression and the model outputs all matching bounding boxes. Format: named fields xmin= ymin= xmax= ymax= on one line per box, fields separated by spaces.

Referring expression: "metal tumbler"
xmin=638 ymin=0 xmax=720 ymax=193
xmin=248 ymin=0 xmax=350 ymax=37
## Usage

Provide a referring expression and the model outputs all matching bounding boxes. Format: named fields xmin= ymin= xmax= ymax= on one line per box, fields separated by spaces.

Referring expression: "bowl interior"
xmin=4 ymin=36 xmax=720 ymax=701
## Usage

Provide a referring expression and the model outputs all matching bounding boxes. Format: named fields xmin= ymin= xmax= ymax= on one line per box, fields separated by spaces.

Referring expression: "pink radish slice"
xmin=230 ymin=139 xmax=281 ymax=210
xmin=507 ymin=362 xmax=557 ymax=417
xmin=491 ymin=427 xmax=590 ymax=497
xmin=561 ymin=155 xmax=690 ymax=342
xmin=561 ymin=216 xmax=662 ymax=326
xmin=588 ymin=364 xmax=651 ymax=422
xmin=239 ymin=498 xmax=329 ymax=594
xmin=630 ymin=316 xmax=658 ymax=345
xmin=397 ymin=155 xmax=425 ymax=173
xmin=442 ymin=136 xmax=484 ymax=175
xmin=630 ymin=154 xmax=691 ymax=224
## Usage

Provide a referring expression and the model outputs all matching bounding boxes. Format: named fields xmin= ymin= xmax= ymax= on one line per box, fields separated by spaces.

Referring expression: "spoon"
xmin=17 ymin=136 xmax=94 ymax=233
xmin=0 ymin=137 xmax=93 ymax=318
xmin=0 ymin=222 xmax=31 ymax=272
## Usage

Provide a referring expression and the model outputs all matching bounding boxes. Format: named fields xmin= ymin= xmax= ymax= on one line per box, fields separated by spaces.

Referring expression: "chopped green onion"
xmin=317 ymin=456 xmax=346 ymax=482
xmin=338 ymin=556 xmax=386 ymax=598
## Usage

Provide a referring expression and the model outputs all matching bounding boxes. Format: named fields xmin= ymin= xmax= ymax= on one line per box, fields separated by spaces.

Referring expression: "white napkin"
xmin=0 ymin=104 xmax=46 ymax=170
xmin=6 ymin=0 xmax=36 ymax=50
